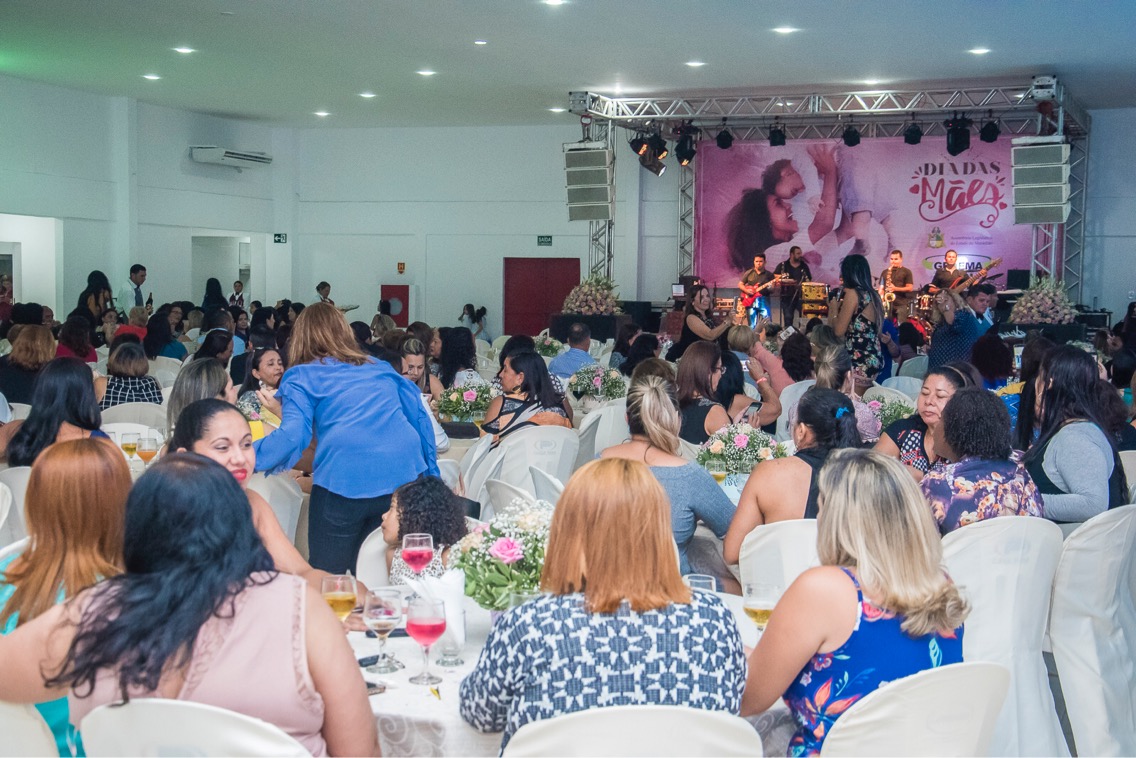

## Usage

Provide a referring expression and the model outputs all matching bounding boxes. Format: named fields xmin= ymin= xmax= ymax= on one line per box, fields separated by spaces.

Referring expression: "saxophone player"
xmin=881 ymin=249 xmax=915 ymax=323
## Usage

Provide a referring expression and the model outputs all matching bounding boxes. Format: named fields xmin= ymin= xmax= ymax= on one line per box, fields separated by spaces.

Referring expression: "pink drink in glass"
xmin=406 ymin=617 xmax=447 ymax=647
xmin=401 ymin=548 xmax=434 ymax=574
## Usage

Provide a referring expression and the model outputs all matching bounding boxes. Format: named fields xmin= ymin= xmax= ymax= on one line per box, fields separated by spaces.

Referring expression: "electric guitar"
xmin=948 ymin=257 xmax=1003 ymax=293
xmin=738 ymin=274 xmax=785 ymax=308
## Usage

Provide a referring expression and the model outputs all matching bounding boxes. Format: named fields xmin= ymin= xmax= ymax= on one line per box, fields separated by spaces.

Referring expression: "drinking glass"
xmin=406 ymin=597 xmax=446 ymax=685
xmin=120 ymin=432 xmax=140 ymax=461
xmin=136 ymin=436 xmax=159 ymax=466
xmin=401 ymin=533 xmax=435 ymax=576
xmin=743 ymin=583 xmax=782 ymax=632
xmin=685 ymin=574 xmax=717 ymax=592
xmin=705 ymin=459 xmax=727 ymax=484
xmin=321 ymin=574 xmax=357 ymax=621
xmin=362 ymin=589 xmax=404 ymax=673
xmin=436 ymin=609 xmax=466 ymax=667
xmin=508 ymin=590 xmax=540 ymax=608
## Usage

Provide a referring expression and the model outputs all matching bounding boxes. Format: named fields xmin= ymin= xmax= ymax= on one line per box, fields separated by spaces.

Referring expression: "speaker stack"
xmin=564 ymin=141 xmax=613 ymax=221
xmin=1011 ymin=141 xmax=1070 ymax=224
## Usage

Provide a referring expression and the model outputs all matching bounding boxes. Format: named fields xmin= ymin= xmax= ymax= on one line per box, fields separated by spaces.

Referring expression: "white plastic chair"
xmin=737 ymin=520 xmax=819 ymax=589
xmin=148 ymin=356 xmax=184 ymax=375
xmin=484 ymin=478 xmax=537 ymax=522
xmin=1048 ymin=505 xmax=1136 ymax=756
xmin=0 ymin=482 xmax=11 ymax=543
xmin=474 ymin=338 xmax=491 ymax=356
xmin=183 ymin=327 xmax=201 ymax=342
xmin=246 ymin=473 xmax=303 ymax=543
xmin=356 ymin=525 xmax=390 ymax=588
xmin=529 ymin=466 xmax=565 ymax=504
xmin=0 ymin=468 xmax=31 ymax=546
xmin=1120 ymin=450 xmax=1136 ymax=503
xmin=942 ymin=518 xmax=1069 ymax=756
xmin=152 ymin=368 xmax=179 ymax=389
xmin=79 ymin=699 xmax=309 ymax=757
xmin=472 ymin=427 xmax=579 ymax=519
xmin=0 ymin=536 xmax=29 ymax=563
xmin=95 ymin=345 xmax=110 ymax=359
xmin=9 ymin=402 xmax=32 ymax=420
xmin=459 ymin=434 xmax=502 ymax=506
xmin=0 ymin=701 xmax=57 ymax=756
xmin=503 ymin=704 xmax=763 ymax=757
xmin=437 ymin=458 xmax=461 ymax=490
xmin=897 ymin=354 xmax=929 ymax=379
xmin=821 ymin=662 xmax=1010 ymax=756
xmin=476 ymin=353 xmax=499 ymax=383
xmin=491 ymin=335 xmax=511 ymax=352
xmin=881 ymin=375 xmax=923 ymax=401
xmin=774 ymin=380 xmax=815 ymax=441
xmin=574 ymin=417 xmax=601 ymax=472
xmin=862 ymin=384 xmax=912 ymax=407
xmin=101 ymin=401 xmax=168 ymax=433
xmin=160 ymin=385 xmax=173 ymax=406
xmin=577 ymin=398 xmax=630 ymax=460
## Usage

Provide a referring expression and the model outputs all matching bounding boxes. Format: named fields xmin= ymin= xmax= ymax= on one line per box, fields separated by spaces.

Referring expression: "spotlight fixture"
xmin=675 ymin=134 xmax=697 ymax=166
xmin=903 ymin=121 xmax=923 ymax=145
xmin=944 ymin=112 xmax=972 ymax=156
xmin=629 ymin=133 xmax=649 ymax=156
xmin=842 ymin=123 xmax=860 ymax=147
xmin=768 ymin=122 xmax=786 ymax=147
xmin=647 ymin=132 xmax=668 ymax=160
xmin=715 ymin=119 xmax=733 ymax=149
xmin=979 ymin=111 xmax=1000 ymax=143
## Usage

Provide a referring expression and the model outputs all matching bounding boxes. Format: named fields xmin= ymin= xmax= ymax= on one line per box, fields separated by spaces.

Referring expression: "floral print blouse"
xmin=844 ymin=293 xmax=882 ymax=379
xmin=920 ymin=456 xmax=1045 ymax=535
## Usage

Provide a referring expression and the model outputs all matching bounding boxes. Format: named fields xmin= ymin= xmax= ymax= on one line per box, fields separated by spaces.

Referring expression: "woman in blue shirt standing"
xmin=255 ymin=303 xmax=439 ymax=574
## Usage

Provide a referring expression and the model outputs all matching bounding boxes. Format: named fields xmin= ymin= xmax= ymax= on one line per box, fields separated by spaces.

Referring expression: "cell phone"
xmin=1013 ymin=344 xmax=1024 ymax=370
xmin=749 ymin=401 xmax=763 ymax=414
xmin=740 ymin=359 xmax=749 ymax=372
xmin=778 ymin=326 xmax=796 ymax=341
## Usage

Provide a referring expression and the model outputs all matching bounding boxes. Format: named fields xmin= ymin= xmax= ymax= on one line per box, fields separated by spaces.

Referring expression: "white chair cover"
xmin=460 ymin=435 xmax=504 ymax=510
xmin=484 ymin=478 xmax=537 ymax=521
xmin=574 ymin=417 xmax=600 ymax=472
xmin=491 ymin=335 xmax=511 ymax=352
xmin=774 ymin=380 xmax=815 ymax=441
xmin=862 ymin=384 xmax=912 ymax=407
xmin=437 ymin=458 xmax=461 ymax=490
xmin=503 ymin=704 xmax=764 ymax=757
xmin=183 ymin=327 xmax=201 ymax=341
xmin=1048 ymin=505 xmax=1136 ymax=756
xmin=152 ymin=368 xmax=179 ymax=389
xmin=1120 ymin=450 xmax=1136 ymax=503
xmin=0 ymin=701 xmax=57 ymax=756
xmin=475 ymin=354 xmax=498 ymax=383
xmin=881 ymin=375 xmax=923 ymax=400
xmin=100 ymin=423 xmax=164 ymax=447
xmin=577 ymin=398 xmax=629 ymax=460
xmin=821 ymin=662 xmax=1010 ymax=756
xmin=0 ymin=482 xmax=11 ymax=544
xmin=356 ymin=525 xmax=390 ymax=588
xmin=246 ymin=473 xmax=304 ymax=543
xmin=897 ymin=354 xmax=929 ymax=379
xmin=160 ymin=386 xmax=173 ymax=406
xmin=101 ymin=401 xmax=169 ymax=433
xmin=737 ymin=520 xmax=819 ymax=589
xmin=0 ymin=468 xmax=31 ymax=547
xmin=464 ymin=427 xmax=578 ymax=518
xmin=678 ymin=439 xmax=700 ymax=462
xmin=9 ymin=403 xmax=32 ymax=420
xmin=79 ymin=699 xmax=309 ymax=757
xmin=474 ymin=338 xmax=491 ymax=356
xmin=0 ymin=536 xmax=29 ymax=564
xmin=941 ymin=518 xmax=1069 ymax=756
xmin=529 ymin=466 xmax=564 ymax=504
xmin=148 ymin=356 xmax=184 ymax=375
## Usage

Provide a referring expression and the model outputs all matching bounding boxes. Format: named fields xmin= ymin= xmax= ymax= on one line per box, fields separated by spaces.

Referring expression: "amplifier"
xmin=1075 ymin=311 xmax=1112 ymax=330
xmin=802 ymin=303 xmax=830 ymax=317
xmin=801 ymin=282 xmax=830 ymax=301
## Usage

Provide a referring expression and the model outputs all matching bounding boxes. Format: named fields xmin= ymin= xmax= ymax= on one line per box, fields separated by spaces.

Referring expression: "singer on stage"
xmin=773 ymin=245 xmax=812 ymax=327
xmin=737 ymin=252 xmax=778 ymax=329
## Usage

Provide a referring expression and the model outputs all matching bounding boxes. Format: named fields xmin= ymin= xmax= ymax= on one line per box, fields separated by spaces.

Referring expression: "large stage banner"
xmin=694 ymin=137 xmax=1031 ymax=290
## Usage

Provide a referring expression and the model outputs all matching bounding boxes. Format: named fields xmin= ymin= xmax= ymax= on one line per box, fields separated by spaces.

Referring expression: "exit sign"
xmin=273 ymin=233 xmax=288 ymax=243
xmin=537 ymin=235 xmax=552 ymax=246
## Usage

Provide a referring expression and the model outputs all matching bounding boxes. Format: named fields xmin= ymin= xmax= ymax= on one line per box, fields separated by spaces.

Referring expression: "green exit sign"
xmin=537 ymin=235 xmax=552 ymax=246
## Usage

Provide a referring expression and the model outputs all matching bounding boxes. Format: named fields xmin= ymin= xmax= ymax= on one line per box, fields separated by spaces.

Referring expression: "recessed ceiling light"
xmin=173 ymin=47 xmax=195 ymax=54
xmin=142 ymin=74 xmax=161 ymax=80
xmin=474 ymin=39 xmax=488 ymax=45
xmin=968 ymin=47 xmax=991 ymax=55
xmin=220 ymin=11 xmax=235 ymax=15
xmin=543 ymin=0 xmax=566 ymax=5
xmin=359 ymin=92 xmax=376 ymax=98
xmin=314 ymin=111 xmax=330 ymax=117
xmin=772 ymin=27 xmax=799 ymax=34
xmin=686 ymin=60 xmax=706 ymax=68
xmin=862 ymin=79 xmax=881 ymax=86
xmin=417 ymin=69 xmax=436 ymax=76
xmin=548 ymin=107 xmax=566 ymax=113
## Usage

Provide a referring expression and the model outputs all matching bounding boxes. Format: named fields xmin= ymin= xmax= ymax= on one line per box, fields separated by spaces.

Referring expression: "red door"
xmin=379 ymin=284 xmax=410 ymax=327
xmin=503 ymin=258 xmax=580 ymax=336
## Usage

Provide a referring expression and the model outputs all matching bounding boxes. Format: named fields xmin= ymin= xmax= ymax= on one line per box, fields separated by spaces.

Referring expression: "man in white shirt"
xmin=116 ymin=264 xmax=149 ymax=317
xmin=228 ymin=280 xmax=246 ymax=309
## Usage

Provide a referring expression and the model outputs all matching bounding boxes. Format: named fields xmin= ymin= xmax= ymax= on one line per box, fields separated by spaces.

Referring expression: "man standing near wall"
xmin=117 ymin=264 xmax=150 ymax=318
xmin=229 ymin=280 xmax=246 ymax=308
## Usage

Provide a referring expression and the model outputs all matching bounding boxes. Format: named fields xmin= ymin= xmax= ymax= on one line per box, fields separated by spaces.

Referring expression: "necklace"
xmin=629 ymin=434 xmax=654 ymax=463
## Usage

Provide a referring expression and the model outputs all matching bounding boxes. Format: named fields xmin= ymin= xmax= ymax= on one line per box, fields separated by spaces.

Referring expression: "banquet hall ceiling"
xmin=2 ymin=0 xmax=1134 ymax=128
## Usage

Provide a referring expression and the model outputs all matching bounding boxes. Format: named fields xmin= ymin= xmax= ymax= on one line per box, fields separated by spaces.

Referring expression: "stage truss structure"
xmin=569 ymin=81 xmax=1090 ymax=302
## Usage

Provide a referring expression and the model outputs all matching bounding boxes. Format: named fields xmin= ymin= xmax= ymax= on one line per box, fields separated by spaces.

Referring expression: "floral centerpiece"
xmin=568 ymin=364 xmax=627 ymax=401
xmin=1010 ymin=276 xmax=1077 ymax=325
xmin=534 ymin=335 xmax=563 ymax=358
xmin=561 ymin=275 xmax=622 ymax=316
xmin=871 ymin=398 xmax=916 ymax=431
xmin=452 ymin=500 xmax=553 ymax=611
xmin=697 ymin=422 xmax=789 ymax=475
xmin=436 ymin=383 xmax=499 ymax=423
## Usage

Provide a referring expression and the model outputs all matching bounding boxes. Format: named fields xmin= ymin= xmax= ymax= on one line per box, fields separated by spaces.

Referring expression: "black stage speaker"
xmin=619 ymin=300 xmax=659 ymax=332
xmin=1006 ymin=269 xmax=1031 ymax=290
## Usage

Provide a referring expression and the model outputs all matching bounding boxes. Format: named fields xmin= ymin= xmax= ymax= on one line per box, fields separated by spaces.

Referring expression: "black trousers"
xmin=307 ymin=485 xmax=393 ymax=575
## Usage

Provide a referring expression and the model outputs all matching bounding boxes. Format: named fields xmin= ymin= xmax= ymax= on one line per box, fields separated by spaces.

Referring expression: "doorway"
xmin=502 ymin=257 xmax=581 ymax=336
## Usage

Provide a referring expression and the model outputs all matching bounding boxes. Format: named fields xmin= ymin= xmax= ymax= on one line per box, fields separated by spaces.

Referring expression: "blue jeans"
xmin=746 ymin=298 xmax=769 ymax=329
xmin=307 ymin=485 xmax=393 ymax=574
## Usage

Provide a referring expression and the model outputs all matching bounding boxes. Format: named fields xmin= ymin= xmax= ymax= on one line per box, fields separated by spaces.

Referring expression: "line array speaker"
xmin=564 ymin=146 xmax=613 ymax=221
xmin=1011 ymin=143 xmax=1070 ymax=225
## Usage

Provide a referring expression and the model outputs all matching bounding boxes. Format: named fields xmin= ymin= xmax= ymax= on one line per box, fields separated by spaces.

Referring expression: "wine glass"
xmin=705 ymin=459 xmax=727 ymax=484
xmin=120 ymin=432 xmax=140 ymax=462
xmin=321 ymin=574 xmax=357 ymax=621
xmin=137 ymin=436 xmax=159 ymax=467
xmin=684 ymin=574 xmax=717 ymax=593
xmin=743 ymin=583 xmax=782 ymax=632
xmin=401 ymin=533 xmax=435 ymax=576
xmin=362 ymin=589 xmax=405 ymax=673
xmin=406 ymin=597 xmax=446 ymax=685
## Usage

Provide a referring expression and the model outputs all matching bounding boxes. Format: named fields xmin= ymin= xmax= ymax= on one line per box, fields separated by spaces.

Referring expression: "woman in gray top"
xmin=600 ymin=374 xmax=735 ymax=581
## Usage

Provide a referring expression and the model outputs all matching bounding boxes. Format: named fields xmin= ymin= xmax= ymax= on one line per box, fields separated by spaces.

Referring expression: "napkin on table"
xmin=402 ymin=569 xmax=467 ymax=646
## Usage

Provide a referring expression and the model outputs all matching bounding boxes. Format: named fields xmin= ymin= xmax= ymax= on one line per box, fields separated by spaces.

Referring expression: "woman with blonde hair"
xmin=789 ymin=343 xmax=881 ymax=442
xmin=0 ymin=324 xmax=55 ymax=404
xmin=0 ymin=438 xmax=132 ymax=754
xmin=255 ymin=302 xmax=438 ymax=574
xmin=601 ymin=375 xmax=735 ymax=576
xmin=400 ymin=337 xmax=444 ymax=401
xmin=460 ymin=458 xmax=746 ymax=750
xmin=166 ymin=358 xmax=237 ymax=433
xmin=741 ymin=448 xmax=967 ymax=754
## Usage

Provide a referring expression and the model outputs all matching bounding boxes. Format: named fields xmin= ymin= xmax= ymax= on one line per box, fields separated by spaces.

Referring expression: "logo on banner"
xmin=923 ymin=253 xmax=994 ymax=271
xmin=909 ymin=161 xmax=1008 ymax=229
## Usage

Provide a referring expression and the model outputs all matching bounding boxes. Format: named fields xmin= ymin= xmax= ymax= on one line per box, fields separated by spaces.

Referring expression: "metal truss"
xmin=1061 ymin=137 xmax=1088 ymax=302
xmin=678 ymin=163 xmax=695 ymax=277
xmin=581 ymin=118 xmax=615 ymax=279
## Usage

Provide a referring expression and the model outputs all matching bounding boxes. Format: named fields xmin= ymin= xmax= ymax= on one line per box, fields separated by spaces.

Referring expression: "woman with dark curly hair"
xmin=922 ymin=388 xmax=1044 ymax=535
xmin=780 ymin=332 xmax=816 ymax=383
xmin=54 ymin=316 xmax=97 ymax=363
xmin=381 ymin=475 xmax=469 ymax=584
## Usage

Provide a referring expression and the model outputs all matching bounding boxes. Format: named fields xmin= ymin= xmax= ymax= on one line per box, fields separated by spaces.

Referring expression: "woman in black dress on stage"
xmin=665 ymin=284 xmax=739 ymax=362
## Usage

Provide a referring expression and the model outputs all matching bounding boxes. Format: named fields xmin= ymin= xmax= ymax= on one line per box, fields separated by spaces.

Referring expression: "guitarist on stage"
xmin=738 ymin=252 xmax=780 ymax=329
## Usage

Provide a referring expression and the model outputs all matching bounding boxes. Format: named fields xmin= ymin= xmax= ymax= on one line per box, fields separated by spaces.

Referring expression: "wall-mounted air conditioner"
xmin=189 ymin=146 xmax=273 ymax=169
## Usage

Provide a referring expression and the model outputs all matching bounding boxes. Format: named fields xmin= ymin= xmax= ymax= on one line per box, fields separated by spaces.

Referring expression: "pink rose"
xmin=473 ymin=522 xmax=491 ymax=534
xmin=593 ymin=376 xmax=602 ymax=388
xmin=868 ymin=400 xmax=882 ymax=410
xmin=463 ymin=389 xmax=478 ymax=402
xmin=488 ymin=537 xmax=524 ymax=564
xmin=733 ymin=433 xmax=749 ymax=448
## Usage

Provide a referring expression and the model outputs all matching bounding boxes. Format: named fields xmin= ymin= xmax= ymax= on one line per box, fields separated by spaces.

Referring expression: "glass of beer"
xmin=119 ymin=432 xmax=139 ymax=461
xmin=705 ymin=459 xmax=727 ymax=484
xmin=137 ymin=436 xmax=159 ymax=466
xmin=321 ymin=574 xmax=357 ymax=621
xmin=744 ymin=583 xmax=781 ymax=632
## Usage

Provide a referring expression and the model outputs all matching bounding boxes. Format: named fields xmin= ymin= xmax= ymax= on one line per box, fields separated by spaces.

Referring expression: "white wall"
xmin=1083 ymin=107 xmax=1136 ymax=321
xmin=0 ymin=214 xmax=59 ymax=307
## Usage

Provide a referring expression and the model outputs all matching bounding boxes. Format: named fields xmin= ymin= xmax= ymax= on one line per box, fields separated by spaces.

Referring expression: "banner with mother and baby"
xmin=694 ymin=137 xmax=1031 ymax=289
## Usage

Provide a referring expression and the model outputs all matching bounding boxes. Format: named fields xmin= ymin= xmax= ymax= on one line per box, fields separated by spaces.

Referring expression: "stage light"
xmin=842 ymin=124 xmax=860 ymax=147
xmin=640 ymin=153 xmax=666 ymax=176
xmin=944 ymin=112 xmax=972 ymax=156
xmin=903 ymin=122 xmax=923 ymax=145
xmin=715 ymin=119 xmax=733 ymax=149
xmin=979 ymin=119 xmax=1000 ymax=143
xmin=648 ymin=133 xmax=669 ymax=160
xmin=629 ymin=134 xmax=648 ymax=156
xmin=675 ymin=134 xmax=697 ymax=166
xmin=769 ymin=124 xmax=786 ymax=147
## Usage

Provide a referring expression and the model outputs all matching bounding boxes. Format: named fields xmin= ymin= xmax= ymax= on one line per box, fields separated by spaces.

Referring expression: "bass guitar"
xmin=949 ymin=257 xmax=1003 ymax=293
xmin=738 ymin=274 xmax=785 ymax=308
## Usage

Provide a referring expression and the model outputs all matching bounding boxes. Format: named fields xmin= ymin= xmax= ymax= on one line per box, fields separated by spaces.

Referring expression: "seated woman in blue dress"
xmin=741 ymin=448 xmax=968 ymax=756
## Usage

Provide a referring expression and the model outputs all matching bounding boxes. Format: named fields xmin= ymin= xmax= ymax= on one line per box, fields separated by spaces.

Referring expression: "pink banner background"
xmin=694 ymin=136 xmax=1031 ymax=289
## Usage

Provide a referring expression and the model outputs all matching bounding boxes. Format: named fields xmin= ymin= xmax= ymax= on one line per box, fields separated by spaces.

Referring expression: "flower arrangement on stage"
xmin=534 ymin=335 xmax=564 ymax=358
xmin=453 ymin=500 xmax=553 ymax=611
xmin=561 ymin=275 xmax=622 ymax=316
xmin=1010 ymin=276 xmax=1077 ymax=325
xmin=436 ymin=383 xmax=499 ymax=422
xmin=567 ymin=364 xmax=627 ymax=401
xmin=697 ymin=423 xmax=788 ymax=475
xmin=870 ymin=398 xmax=915 ymax=431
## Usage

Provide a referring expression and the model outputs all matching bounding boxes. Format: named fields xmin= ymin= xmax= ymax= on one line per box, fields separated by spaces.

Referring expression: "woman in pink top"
xmin=0 ymin=454 xmax=379 ymax=757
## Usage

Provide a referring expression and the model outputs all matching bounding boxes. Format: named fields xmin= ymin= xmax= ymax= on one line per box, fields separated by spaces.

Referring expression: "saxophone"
xmin=882 ymin=268 xmax=896 ymax=304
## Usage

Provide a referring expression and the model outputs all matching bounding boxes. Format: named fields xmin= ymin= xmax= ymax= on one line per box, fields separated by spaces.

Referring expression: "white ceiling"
xmin=1 ymin=0 xmax=1134 ymax=128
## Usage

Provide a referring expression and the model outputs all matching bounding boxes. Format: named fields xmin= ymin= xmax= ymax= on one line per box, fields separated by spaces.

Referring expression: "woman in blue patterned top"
xmin=459 ymin=458 xmax=747 ymax=750
xmin=741 ymin=449 xmax=968 ymax=756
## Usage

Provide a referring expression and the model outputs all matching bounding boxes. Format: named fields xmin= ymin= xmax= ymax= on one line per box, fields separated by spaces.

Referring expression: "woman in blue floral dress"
xmin=741 ymin=449 xmax=967 ymax=755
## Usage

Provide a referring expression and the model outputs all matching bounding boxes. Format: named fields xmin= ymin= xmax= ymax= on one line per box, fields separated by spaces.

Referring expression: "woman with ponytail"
xmin=724 ymin=387 xmax=862 ymax=565
xmin=741 ymin=448 xmax=968 ymax=754
xmin=600 ymin=374 xmax=735 ymax=577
